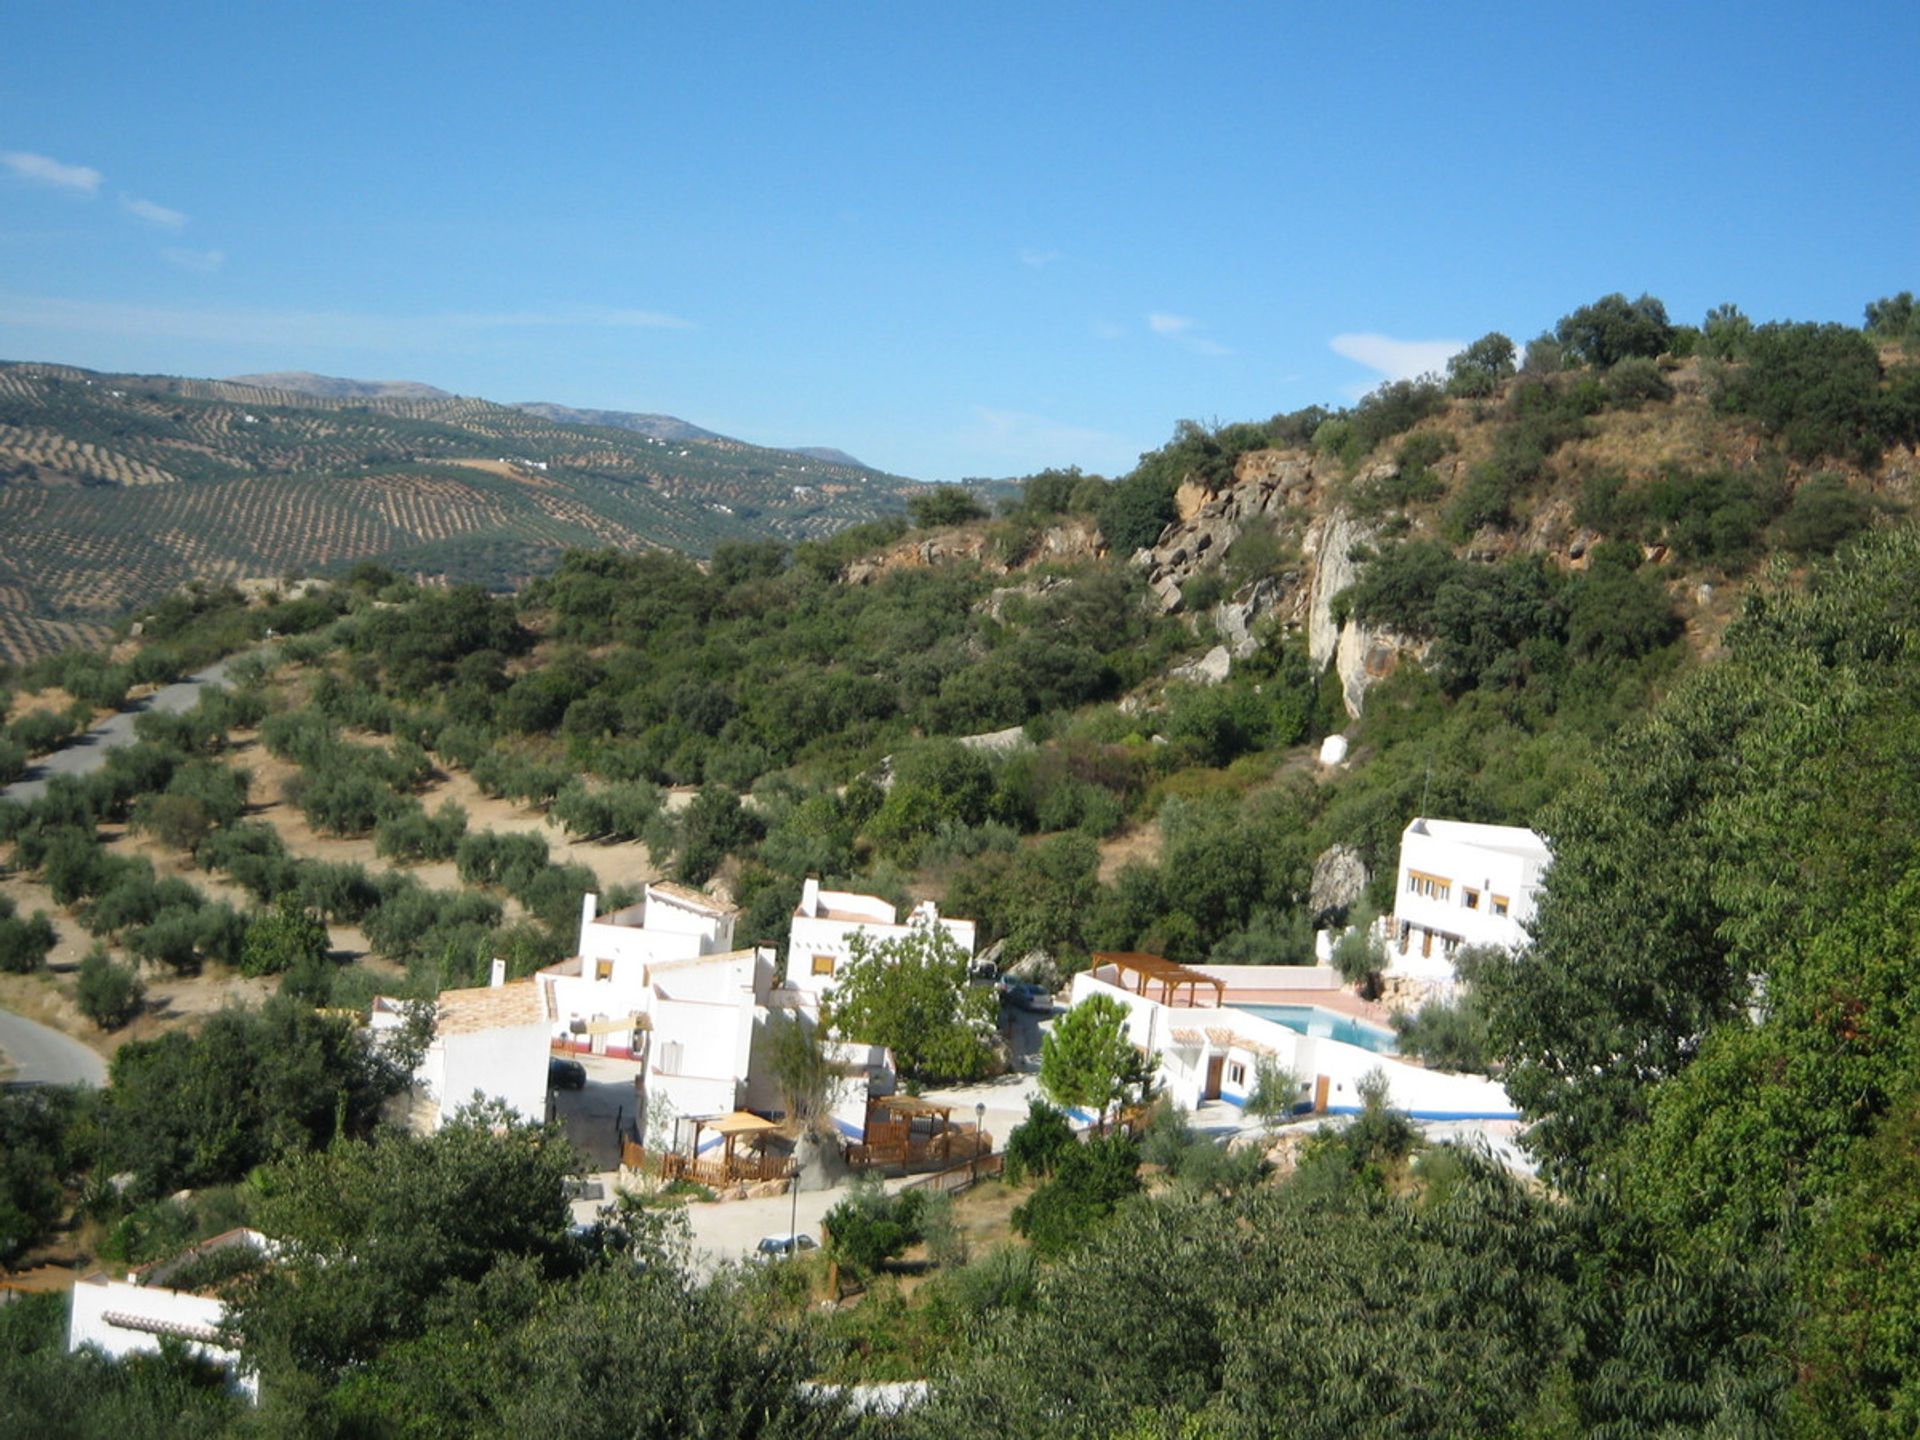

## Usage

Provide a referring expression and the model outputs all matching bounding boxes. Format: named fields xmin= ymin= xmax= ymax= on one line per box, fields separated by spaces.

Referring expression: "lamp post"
xmin=787 ymin=1154 xmax=802 ymax=1260
xmin=973 ymin=1101 xmax=986 ymax=1181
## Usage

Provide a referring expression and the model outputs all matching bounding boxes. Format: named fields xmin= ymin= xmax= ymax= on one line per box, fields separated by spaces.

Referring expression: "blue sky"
xmin=3 ymin=3 xmax=1916 ymax=480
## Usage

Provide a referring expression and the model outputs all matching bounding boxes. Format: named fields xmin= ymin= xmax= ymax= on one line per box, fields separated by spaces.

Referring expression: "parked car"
xmin=548 ymin=1056 xmax=588 ymax=1090
xmin=754 ymin=1232 xmax=818 ymax=1260
xmin=997 ymin=980 xmax=1055 ymax=1013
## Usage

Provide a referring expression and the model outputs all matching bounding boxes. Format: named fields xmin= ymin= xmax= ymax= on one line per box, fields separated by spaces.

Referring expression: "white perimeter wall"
xmin=69 ymin=1276 xmax=257 ymax=1401
xmin=1068 ymin=972 xmax=1515 ymax=1121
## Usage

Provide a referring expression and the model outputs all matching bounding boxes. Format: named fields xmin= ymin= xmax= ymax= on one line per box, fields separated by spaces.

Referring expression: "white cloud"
xmin=1148 ymin=311 xmax=1231 ymax=357
xmin=163 ymin=247 xmax=225 ymax=274
xmin=123 ymin=196 xmax=187 ymax=229
xmin=1019 ymin=248 xmax=1061 ymax=269
xmin=2 ymin=150 xmax=102 ymax=195
xmin=1329 ymin=332 xmax=1462 ymax=387
xmin=1091 ymin=320 xmax=1125 ymax=341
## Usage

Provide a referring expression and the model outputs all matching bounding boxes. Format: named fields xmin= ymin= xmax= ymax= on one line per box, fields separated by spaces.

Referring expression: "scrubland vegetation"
xmin=3 ymin=289 xmax=1920 ymax=1434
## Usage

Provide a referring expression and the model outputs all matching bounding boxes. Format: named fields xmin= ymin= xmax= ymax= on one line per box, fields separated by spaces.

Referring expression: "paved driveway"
xmin=0 ymin=1009 xmax=107 ymax=1088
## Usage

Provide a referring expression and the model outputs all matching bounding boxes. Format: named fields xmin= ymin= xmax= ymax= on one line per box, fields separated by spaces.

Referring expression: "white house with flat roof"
xmin=371 ymin=966 xmax=549 ymax=1130
xmin=1389 ymin=818 xmax=1550 ymax=982
xmin=784 ymin=877 xmax=977 ymax=1003
xmin=68 ymin=1229 xmax=269 ymax=1402
xmin=1068 ymin=956 xmax=1516 ymax=1122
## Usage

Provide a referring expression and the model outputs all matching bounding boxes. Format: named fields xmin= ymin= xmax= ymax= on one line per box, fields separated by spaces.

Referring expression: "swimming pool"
xmin=1231 ymin=1003 xmax=1399 ymax=1055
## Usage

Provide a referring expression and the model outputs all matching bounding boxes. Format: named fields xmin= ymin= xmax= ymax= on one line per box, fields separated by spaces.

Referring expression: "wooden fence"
xmin=902 ymin=1150 xmax=1004 ymax=1195
xmin=845 ymin=1129 xmax=992 ymax=1174
xmin=618 ymin=1143 xmax=795 ymax=1187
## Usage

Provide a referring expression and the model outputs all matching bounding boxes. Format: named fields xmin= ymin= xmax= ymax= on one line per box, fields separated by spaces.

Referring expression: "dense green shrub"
xmin=1002 ymin=1098 xmax=1078 ymax=1183
xmin=374 ymin=798 xmax=467 ymax=863
xmin=76 ymin=946 xmax=146 ymax=1029
xmin=1010 ymin=1133 xmax=1141 ymax=1256
xmin=0 ymin=896 xmax=57 ymax=974
xmin=1555 ymin=292 xmax=1675 ymax=367
xmin=1714 ymin=321 xmax=1895 ymax=465
xmin=1773 ymin=474 xmax=1875 ymax=556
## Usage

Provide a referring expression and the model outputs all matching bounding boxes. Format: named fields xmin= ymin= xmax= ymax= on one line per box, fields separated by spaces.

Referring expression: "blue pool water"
xmin=1231 ymin=1004 xmax=1399 ymax=1054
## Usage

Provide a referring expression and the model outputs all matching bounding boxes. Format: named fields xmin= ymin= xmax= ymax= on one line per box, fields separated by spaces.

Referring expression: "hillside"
xmin=8 ymin=294 xmax=1920 ymax=1434
xmin=0 ymin=360 xmax=929 ymax=663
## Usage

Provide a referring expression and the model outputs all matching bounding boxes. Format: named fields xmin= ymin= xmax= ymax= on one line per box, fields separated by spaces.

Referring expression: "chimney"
xmin=489 ymin=958 xmax=506 ymax=988
xmin=800 ymin=877 xmax=820 ymax=916
xmin=579 ymin=891 xmax=598 ymax=948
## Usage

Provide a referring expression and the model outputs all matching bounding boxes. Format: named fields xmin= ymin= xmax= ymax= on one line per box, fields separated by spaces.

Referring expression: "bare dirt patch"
xmin=1097 ymin=820 xmax=1161 ymax=882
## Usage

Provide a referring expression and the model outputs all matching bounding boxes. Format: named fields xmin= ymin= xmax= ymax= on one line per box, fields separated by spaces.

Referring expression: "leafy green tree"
xmin=1701 ymin=302 xmax=1753 ymax=359
xmin=1241 ymin=1056 xmax=1303 ymax=1132
xmin=824 ymin=1178 xmax=926 ymax=1277
xmin=1002 ymin=1097 xmax=1077 ymax=1183
xmin=1445 ymin=332 xmax=1516 ymax=397
xmin=239 ymin=895 xmax=329 ymax=978
xmin=763 ymin=1010 xmax=841 ymax=1135
xmin=1097 ymin=470 xmax=1178 ymax=554
xmin=1010 ymin=1133 xmax=1141 ymax=1256
xmin=1554 ymin=292 xmax=1675 ymax=367
xmin=0 ymin=895 xmax=57 ymax=974
xmin=908 ymin=487 xmax=990 ymax=528
xmin=1714 ymin=320 xmax=1890 ymax=464
xmin=76 ymin=945 xmax=145 ymax=1030
xmin=1329 ymin=900 xmax=1386 ymax=992
xmin=104 ymin=998 xmax=407 ymax=1195
xmin=228 ymin=1100 xmax=579 ymax=1392
xmin=822 ymin=925 xmax=996 ymax=1083
xmin=1040 ymin=993 xmax=1141 ymax=1130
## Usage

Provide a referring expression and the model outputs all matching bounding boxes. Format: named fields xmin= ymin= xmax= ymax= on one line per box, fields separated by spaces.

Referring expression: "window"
xmin=1462 ymin=889 xmax=1480 ymax=910
xmin=1406 ymin=870 xmax=1450 ymax=901
xmin=1227 ymin=1061 xmax=1246 ymax=1086
xmin=811 ymin=953 xmax=836 ymax=976
xmin=595 ymin=959 xmax=613 ymax=981
xmin=1491 ymin=895 xmax=1510 ymax=917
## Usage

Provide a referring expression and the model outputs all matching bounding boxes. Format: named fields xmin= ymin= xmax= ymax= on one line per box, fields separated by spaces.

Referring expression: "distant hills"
xmin=226 ymin=371 xmax=456 ymax=402
xmin=0 ymin=359 xmax=924 ymax=664
xmin=231 ymin=374 xmax=874 ymax=469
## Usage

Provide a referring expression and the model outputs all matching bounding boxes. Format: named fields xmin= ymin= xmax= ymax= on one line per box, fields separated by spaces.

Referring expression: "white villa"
xmin=68 ymin=1229 xmax=269 ymax=1402
xmin=541 ymin=883 xmax=744 ymax=1061
xmin=784 ymin=876 xmax=977 ymax=1003
xmin=1069 ymin=954 xmax=1516 ymax=1122
xmin=1388 ymin=817 xmax=1550 ymax=984
xmin=371 ymin=965 xmax=550 ymax=1129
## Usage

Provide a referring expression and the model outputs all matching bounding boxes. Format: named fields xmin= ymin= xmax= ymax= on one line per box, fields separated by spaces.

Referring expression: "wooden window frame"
xmin=811 ymin=953 xmax=836 ymax=977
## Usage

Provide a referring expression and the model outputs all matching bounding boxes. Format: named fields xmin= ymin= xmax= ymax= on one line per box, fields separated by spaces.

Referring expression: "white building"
xmin=371 ymin=966 xmax=550 ymax=1130
xmin=68 ymin=1229 xmax=268 ymax=1402
xmin=784 ymin=877 xmax=977 ymax=1004
xmin=542 ymin=884 xmax=740 ymax=1059
xmin=1068 ymin=955 xmax=1516 ymax=1122
xmin=1389 ymin=818 xmax=1550 ymax=982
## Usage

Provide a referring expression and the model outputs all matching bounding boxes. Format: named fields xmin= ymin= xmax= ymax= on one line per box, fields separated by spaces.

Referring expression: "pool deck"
xmin=1207 ymin=984 xmax=1392 ymax=1027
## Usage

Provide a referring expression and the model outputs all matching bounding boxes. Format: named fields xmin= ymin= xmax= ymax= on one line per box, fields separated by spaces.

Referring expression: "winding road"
xmin=2 ymin=656 xmax=238 ymax=806
xmin=3 ymin=655 xmax=250 ymax=1086
xmin=0 ymin=1008 xmax=107 ymax=1087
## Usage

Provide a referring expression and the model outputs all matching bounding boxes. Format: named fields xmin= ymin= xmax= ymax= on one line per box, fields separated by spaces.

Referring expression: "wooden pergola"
xmin=688 ymin=1110 xmax=781 ymax=1175
xmin=1093 ymin=951 xmax=1226 ymax=1009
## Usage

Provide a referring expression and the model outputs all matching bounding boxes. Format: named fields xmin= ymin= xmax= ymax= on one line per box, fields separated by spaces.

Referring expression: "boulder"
xmin=1171 ymin=645 xmax=1232 ymax=686
xmin=1213 ymin=576 xmax=1281 ymax=659
xmin=1005 ymin=949 xmax=1060 ymax=991
xmin=1309 ymin=844 xmax=1369 ymax=927
xmin=793 ymin=1130 xmax=851 ymax=1194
